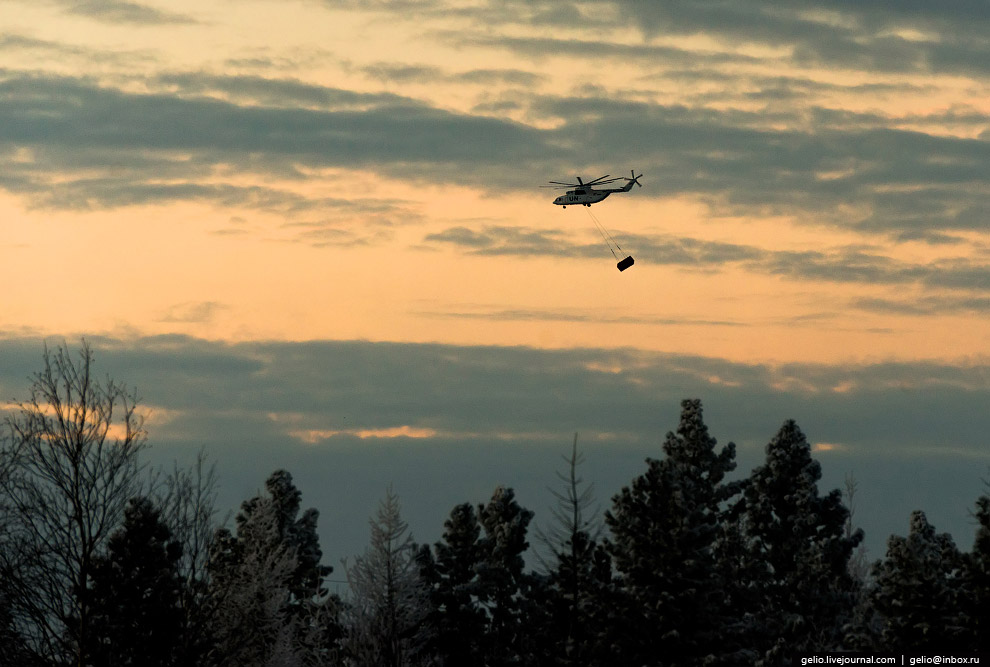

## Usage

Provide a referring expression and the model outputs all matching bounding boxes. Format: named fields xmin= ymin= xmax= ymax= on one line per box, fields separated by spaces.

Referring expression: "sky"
xmin=1 ymin=0 xmax=989 ymax=569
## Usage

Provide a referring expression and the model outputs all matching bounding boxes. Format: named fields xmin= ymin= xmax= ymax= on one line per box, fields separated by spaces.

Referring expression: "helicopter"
xmin=543 ymin=170 xmax=642 ymax=208
xmin=543 ymin=170 xmax=642 ymax=272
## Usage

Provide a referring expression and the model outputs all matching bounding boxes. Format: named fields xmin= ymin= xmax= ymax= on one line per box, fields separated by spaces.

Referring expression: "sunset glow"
xmin=2 ymin=0 xmax=989 ymax=562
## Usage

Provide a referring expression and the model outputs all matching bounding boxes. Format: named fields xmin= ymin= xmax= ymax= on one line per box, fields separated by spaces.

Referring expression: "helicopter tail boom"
xmin=596 ymin=170 xmax=642 ymax=193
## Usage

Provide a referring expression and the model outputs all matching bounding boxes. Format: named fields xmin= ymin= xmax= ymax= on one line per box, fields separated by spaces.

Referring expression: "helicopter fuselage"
xmin=553 ymin=188 xmax=612 ymax=207
xmin=547 ymin=171 xmax=641 ymax=207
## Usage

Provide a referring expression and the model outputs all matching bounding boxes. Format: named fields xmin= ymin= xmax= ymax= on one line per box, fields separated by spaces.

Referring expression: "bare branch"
xmin=0 ymin=340 xmax=147 ymax=666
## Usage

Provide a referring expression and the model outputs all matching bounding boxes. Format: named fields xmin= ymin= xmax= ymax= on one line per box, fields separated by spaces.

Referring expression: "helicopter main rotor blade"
xmin=584 ymin=174 xmax=612 ymax=186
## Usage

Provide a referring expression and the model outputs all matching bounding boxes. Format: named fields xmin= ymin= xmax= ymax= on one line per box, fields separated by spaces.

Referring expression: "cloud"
xmin=0 ymin=71 xmax=508 ymax=162
xmin=812 ymin=442 xmax=850 ymax=453
xmin=0 ymin=71 xmax=550 ymax=207
xmin=423 ymin=225 xmax=767 ymax=265
xmin=455 ymin=69 xmax=546 ymax=87
xmin=2 ymin=62 xmax=989 ymax=244
xmin=5 ymin=0 xmax=990 ymax=251
xmin=605 ymin=1 xmax=990 ymax=76
xmin=852 ymin=294 xmax=990 ymax=316
xmin=444 ymin=33 xmax=757 ymax=69
xmin=153 ymin=72 xmax=410 ymax=110
xmin=358 ymin=62 xmax=545 ymax=88
xmin=0 ymin=333 xmax=987 ymax=562
xmin=3 ymin=0 xmax=988 ymax=568
xmin=419 ymin=0 xmax=990 ymax=79
xmin=286 ymin=424 xmax=439 ymax=444
xmin=158 ymin=301 xmax=226 ymax=324
xmin=0 ymin=333 xmax=977 ymax=458
xmin=414 ymin=306 xmax=743 ymax=328
xmin=49 ymin=0 xmax=196 ymax=24
xmin=18 ymin=179 xmax=315 ymax=212
xmin=424 ymin=225 xmax=990 ymax=294
xmin=0 ymin=33 xmax=160 ymax=69
xmin=424 ymin=225 xmax=579 ymax=257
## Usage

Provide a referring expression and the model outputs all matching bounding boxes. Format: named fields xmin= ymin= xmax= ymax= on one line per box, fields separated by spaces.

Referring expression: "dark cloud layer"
xmin=1 ymin=334 xmax=986 ymax=563
xmin=493 ymin=0 xmax=990 ymax=77
xmin=0 ymin=71 xmax=547 ymax=199
xmin=2 ymin=55 xmax=989 ymax=243
xmin=5 ymin=0 xmax=990 ymax=236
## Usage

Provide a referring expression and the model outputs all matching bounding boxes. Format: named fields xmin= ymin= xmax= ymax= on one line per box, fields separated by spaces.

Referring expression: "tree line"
xmin=1 ymin=342 xmax=987 ymax=666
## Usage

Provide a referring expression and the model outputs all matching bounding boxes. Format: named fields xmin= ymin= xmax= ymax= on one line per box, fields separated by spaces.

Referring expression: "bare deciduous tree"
xmin=157 ymin=449 xmax=224 ymax=664
xmin=160 ymin=449 xmax=221 ymax=590
xmin=845 ymin=472 xmax=871 ymax=585
xmin=535 ymin=433 xmax=601 ymax=570
xmin=344 ymin=487 xmax=429 ymax=667
xmin=0 ymin=340 xmax=146 ymax=667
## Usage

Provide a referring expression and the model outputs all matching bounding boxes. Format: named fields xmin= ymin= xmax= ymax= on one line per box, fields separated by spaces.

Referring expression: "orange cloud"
xmin=812 ymin=442 xmax=849 ymax=453
xmin=289 ymin=425 xmax=438 ymax=444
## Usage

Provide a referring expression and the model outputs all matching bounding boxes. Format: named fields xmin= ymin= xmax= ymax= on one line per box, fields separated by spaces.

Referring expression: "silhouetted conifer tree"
xmin=711 ymin=508 xmax=764 ymax=662
xmin=604 ymin=399 xmax=744 ymax=666
xmin=82 ymin=496 xmax=184 ymax=667
xmin=417 ymin=502 xmax=486 ymax=666
xmin=857 ymin=511 xmax=965 ymax=650
xmin=236 ymin=470 xmax=330 ymax=605
xmin=961 ymin=494 xmax=990 ymax=650
xmin=529 ymin=530 xmax=612 ymax=667
xmin=208 ymin=503 xmax=303 ymax=666
xmin=741 ymin=420 xmax=863 ymax=663
xmin=477 ymin=486 xmax=535 ymax=667
xmin=206 ymin=470 xmax=341 ymax=667
xmin=418 ymin=487 xmax=534 ymax=667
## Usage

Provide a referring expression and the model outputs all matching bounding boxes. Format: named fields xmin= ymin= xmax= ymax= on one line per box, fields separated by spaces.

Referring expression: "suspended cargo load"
xmin=543 ymin=169 xmax=642 ymax=270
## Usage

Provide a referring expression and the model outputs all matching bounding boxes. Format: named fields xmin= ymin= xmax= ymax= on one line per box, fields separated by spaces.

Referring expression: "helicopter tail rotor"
xmin=618 ymin=170 xmax=642 ymax=191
